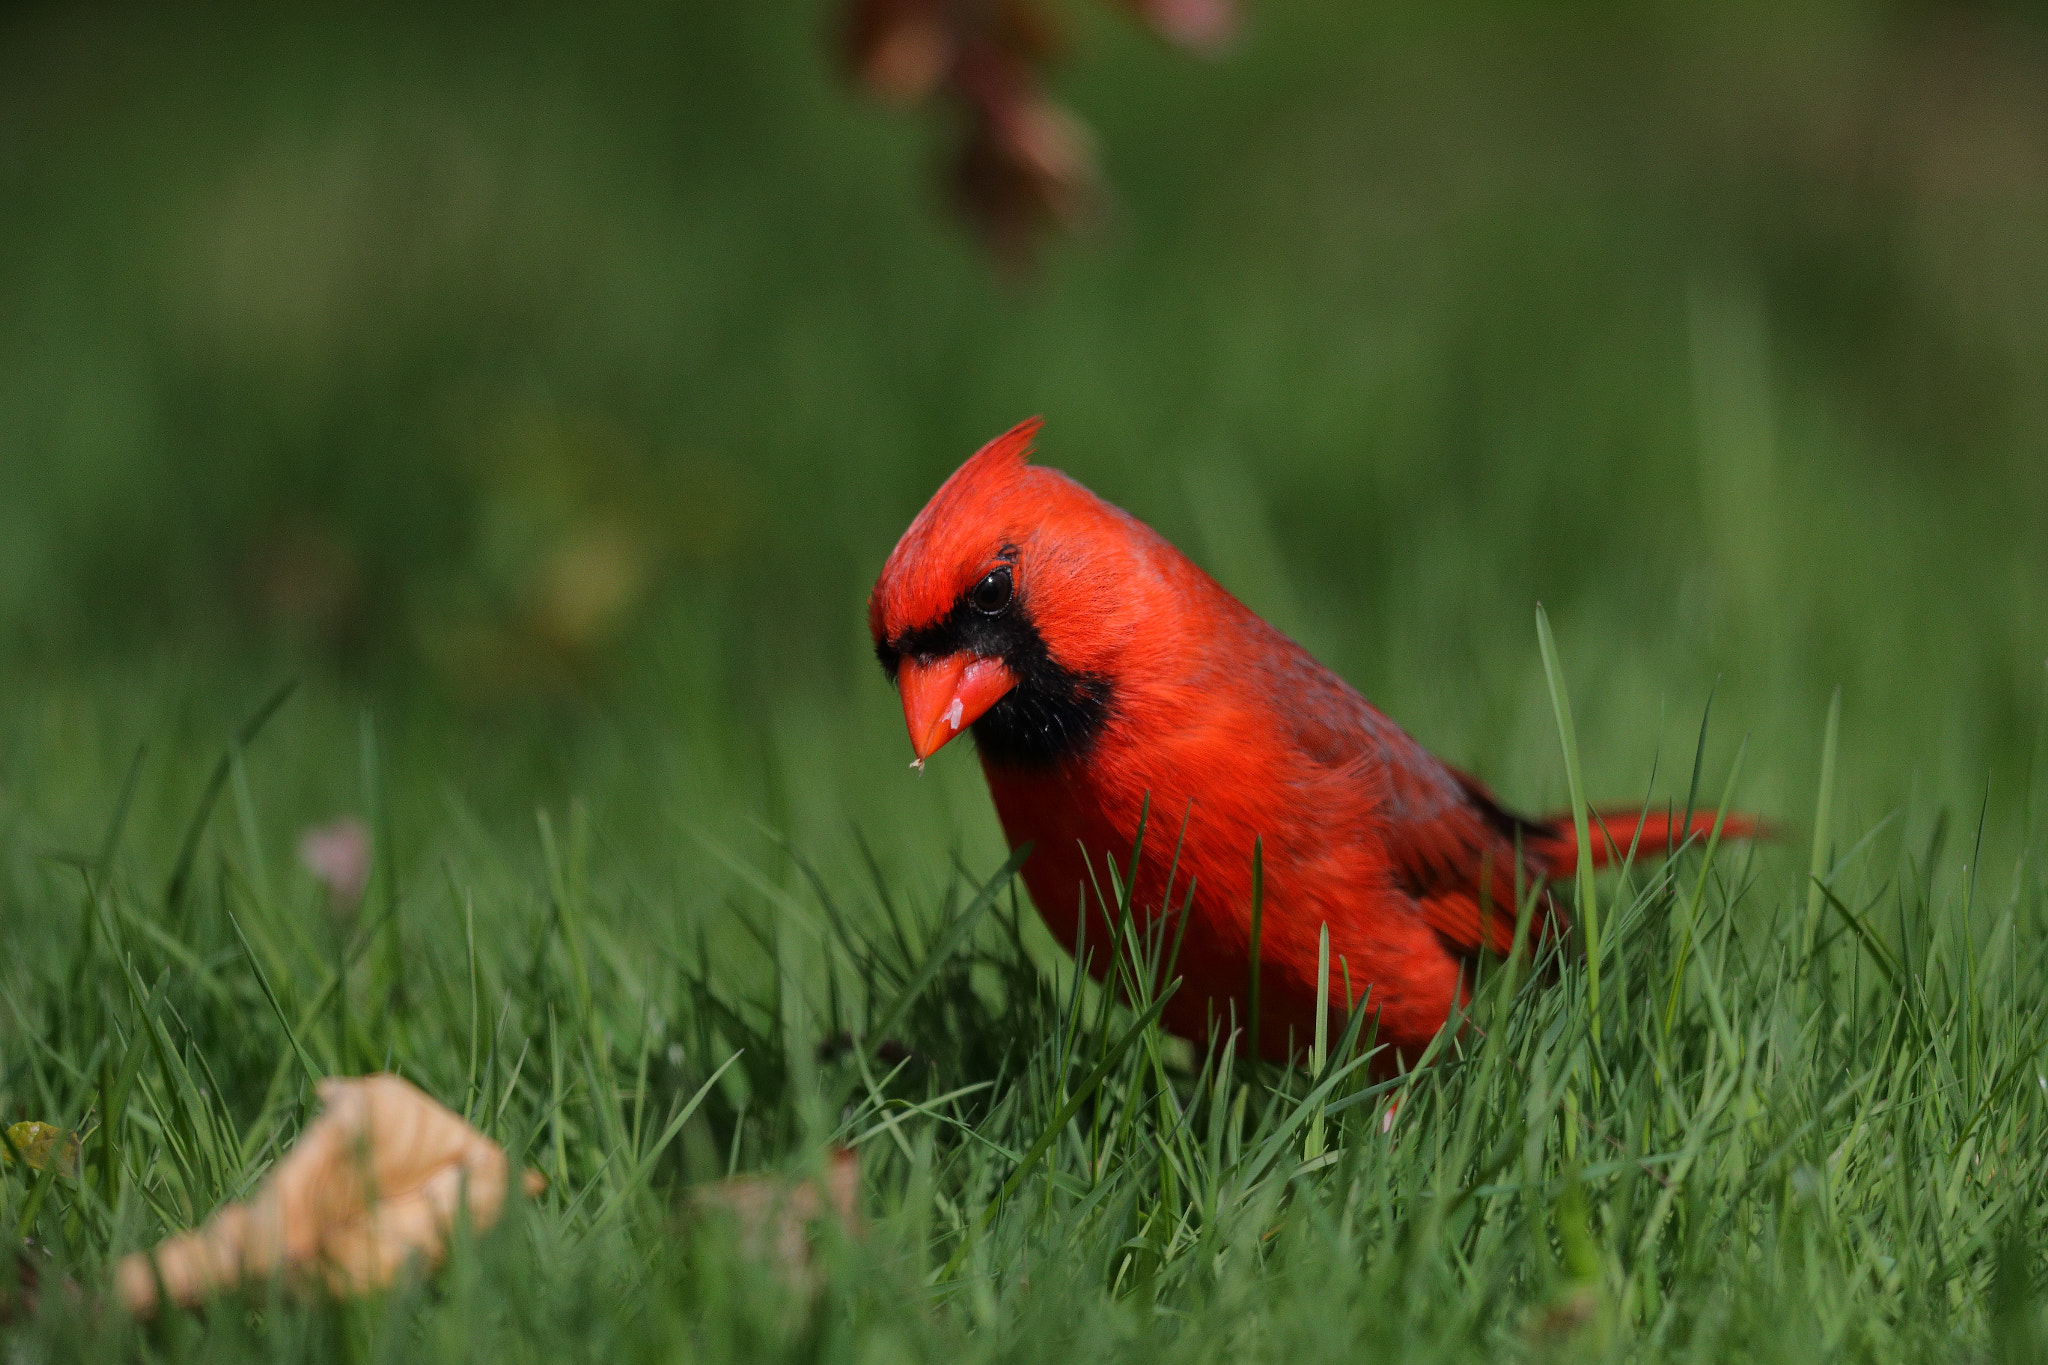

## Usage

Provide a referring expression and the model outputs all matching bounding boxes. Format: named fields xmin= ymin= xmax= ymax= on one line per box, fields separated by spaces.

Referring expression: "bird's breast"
xmin=976 ymin=715 xmax=1467 ymax=1061
xmin=977 ymin=734 xmax=1352 ymax=993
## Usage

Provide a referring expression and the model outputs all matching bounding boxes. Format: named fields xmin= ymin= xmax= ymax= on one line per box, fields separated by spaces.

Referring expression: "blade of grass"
xmin=1304 ymin=922 xmax=1331 ymax=1163
xmin=867 ymin=842 xmax=1032 ymax=1051
xmin=1537 ymin=604 xmax=1601 ymax=1045
xmin=1802 ymin=687 xmax=1842 ymax=961
xmin=588 ymin=1049 xmax=744 ymax=1227
xmin=225 ymin=906 xmax=323 ymax=1088
xmin=940 ymin=979 xmax=1182 ymax=1280
xmin=1247 ymin=837 xmax=1265 ymax=1063
xmin=164 ymin=679 xmax=298 ymax=916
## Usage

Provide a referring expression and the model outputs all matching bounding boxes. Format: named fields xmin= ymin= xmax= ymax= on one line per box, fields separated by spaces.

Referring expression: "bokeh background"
xmin=4 ymin=1 xmax=2047 ymax=925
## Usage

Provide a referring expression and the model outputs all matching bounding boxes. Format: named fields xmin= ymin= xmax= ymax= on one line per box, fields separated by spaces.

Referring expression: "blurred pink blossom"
xmin=839 ymin=0 xmax=1233 ymax=264
xmin=298 ymin=817 xmax=371 ymax=913
xmin=1119 ymin=0 xmax=1237 ymax=53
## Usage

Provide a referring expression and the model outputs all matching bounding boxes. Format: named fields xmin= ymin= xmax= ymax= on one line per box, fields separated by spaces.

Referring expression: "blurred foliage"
xmin=0 ymin=0 xmax=2045 ymax=880
xmin=839 ymin=0 xmax=1236 ymax=265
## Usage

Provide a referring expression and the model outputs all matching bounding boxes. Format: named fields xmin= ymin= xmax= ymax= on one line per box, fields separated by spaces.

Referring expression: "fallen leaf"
xmin=688 ymin=1148 xmax=860 ymax=1294
xmin=116 ymin=1075 xmax=544 ymax=1315
xmin=0 ymin=1239 xmax=65 ymax=1327
xmin=1 ymin=1122 xmax=79 ymax=1178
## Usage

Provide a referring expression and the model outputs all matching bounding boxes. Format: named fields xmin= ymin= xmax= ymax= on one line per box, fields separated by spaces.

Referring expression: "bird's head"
xmin=868 ymin=418 xmax=1132 ymax=769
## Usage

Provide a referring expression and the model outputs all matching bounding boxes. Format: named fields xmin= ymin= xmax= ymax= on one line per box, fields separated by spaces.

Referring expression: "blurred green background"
xmin=3 ymin=0 xmax=2046 ymax=911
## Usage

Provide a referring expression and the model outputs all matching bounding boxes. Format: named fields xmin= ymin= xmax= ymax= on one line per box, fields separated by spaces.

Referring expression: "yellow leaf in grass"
xmin=1 ymin=1122 xmax=78 ymax=1177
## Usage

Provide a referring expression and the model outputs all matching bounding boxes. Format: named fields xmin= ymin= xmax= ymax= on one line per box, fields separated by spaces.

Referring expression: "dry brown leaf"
xmin=688 ymin=1148 xmax=860 ymax=1294
xmin=116 ymin=1075 xmax=544 ymax=1315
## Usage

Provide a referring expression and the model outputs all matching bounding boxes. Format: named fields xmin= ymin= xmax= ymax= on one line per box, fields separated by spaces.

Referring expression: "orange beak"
xmin=898 ymin=654 xmax=1016 ymax=767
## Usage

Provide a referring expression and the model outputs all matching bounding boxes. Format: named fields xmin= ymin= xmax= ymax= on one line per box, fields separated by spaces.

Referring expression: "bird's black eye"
xmin=969 ymin=566 xmax=1013 ymax=615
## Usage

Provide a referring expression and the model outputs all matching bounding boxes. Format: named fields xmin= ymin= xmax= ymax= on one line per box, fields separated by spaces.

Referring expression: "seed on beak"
xmin=896 ymin=653 xmax=1019 ymax=764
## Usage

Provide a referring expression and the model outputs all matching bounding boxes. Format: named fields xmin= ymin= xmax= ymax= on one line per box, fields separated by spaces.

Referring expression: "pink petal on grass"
xmin=1114 ymin=0 xmax=1237 ymax=53
xmin=297 ymin=817 xmax=371 ymax=912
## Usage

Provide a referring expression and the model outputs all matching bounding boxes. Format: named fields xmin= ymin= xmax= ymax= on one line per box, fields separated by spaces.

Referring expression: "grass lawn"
xmin=2 ymin=4 xmax=2045 ymax=1360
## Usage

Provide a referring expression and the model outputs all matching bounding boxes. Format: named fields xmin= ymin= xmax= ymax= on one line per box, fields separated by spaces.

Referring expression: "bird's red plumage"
xmin=870 ymin=419 xmax=1763 ymax=1066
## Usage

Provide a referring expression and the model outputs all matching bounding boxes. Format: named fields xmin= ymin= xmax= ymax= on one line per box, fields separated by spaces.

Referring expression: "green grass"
xmin=3 ymin=1 xmax=2048 ymax=1360
xmin=2 ymin=673 xmax=2045 ymax=1362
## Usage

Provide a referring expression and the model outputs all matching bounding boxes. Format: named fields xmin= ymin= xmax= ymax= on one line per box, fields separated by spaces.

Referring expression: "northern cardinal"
xmin=868 ymin=419 xmax=1761 ymax=1065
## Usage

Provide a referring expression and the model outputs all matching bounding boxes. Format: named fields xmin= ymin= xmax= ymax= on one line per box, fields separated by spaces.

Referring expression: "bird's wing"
xmin=1260 ymin=638 xmax=1566 ymax=958
xmin=1380 ymin=759 xmax=1566 ymax=958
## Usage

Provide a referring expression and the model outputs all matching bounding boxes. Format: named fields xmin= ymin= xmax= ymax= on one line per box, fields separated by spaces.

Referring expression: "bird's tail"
xmin=1533 ymin=809 xmax=1769 ymax=877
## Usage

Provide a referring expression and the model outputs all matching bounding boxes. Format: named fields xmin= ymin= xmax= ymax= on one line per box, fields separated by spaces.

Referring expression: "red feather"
xmin=869 ymin=419 xmax=1767 ymax=1068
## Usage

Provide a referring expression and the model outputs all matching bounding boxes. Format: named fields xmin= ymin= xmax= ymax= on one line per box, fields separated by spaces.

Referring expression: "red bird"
xmin=868 ymin=419 xmax=1760 ymax=1066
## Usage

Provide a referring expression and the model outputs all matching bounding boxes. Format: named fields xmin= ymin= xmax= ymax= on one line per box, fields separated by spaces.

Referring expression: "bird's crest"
xmin=869 ymin=417 xmax=1046 ymax=643
xmin=965 ymin=416 xmax=1041 ymax=476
